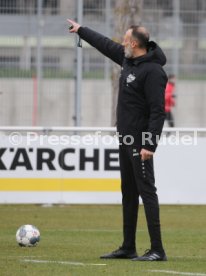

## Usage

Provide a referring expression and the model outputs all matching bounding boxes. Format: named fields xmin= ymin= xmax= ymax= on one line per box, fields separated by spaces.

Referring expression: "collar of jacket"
xmin=125 ymin=41 xmax=166 ymax=67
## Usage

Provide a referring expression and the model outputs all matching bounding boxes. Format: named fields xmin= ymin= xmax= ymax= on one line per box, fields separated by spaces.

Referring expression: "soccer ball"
xmin=16 ymin=225 xmax=40 ymax=247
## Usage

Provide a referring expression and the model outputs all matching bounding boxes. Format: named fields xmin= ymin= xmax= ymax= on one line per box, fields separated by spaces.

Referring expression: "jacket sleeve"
xmin=142 ymin=66 xmax=167 ymax=152
xmin=78 ymin=27 xmax=124 ymax=66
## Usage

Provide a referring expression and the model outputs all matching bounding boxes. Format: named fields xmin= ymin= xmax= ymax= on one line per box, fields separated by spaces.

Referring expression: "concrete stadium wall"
xmin=0 ymin=79 xmax=205 ymax=127
xmin=175 ymin=81 xmax=206 ymax=127
xmin=0 ymin=79 xmax=112 ymax=126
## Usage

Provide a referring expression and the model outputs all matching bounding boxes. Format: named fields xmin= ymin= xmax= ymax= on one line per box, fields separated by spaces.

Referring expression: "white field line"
xmin=48 ymin=228 xmax=145 ymax=232
xmin=18 ymin=255 xmax=205 ymax=260
xmin=174 ymin=256 xmax=206 ymax=259
xmin=22 ymin=259 xmax=106 ymax=266
xmin=148 ymin=270 xmax=206 ymax=276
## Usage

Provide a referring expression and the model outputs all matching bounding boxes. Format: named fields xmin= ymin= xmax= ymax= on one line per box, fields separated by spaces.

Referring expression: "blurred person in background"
xmin=165 ymin=74 xmax=176 ymax=127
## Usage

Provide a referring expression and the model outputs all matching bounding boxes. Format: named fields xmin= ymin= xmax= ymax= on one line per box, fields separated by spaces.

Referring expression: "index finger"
xmin=67 ymin=19 xmax=74 ymax=25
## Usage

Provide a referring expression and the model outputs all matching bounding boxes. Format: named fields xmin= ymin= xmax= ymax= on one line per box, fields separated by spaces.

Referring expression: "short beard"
xmin=124 ymin=45 xmax=133 ymax=58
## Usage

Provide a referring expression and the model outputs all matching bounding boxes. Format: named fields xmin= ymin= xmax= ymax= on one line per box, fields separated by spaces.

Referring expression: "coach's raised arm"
xmin=67 ymin=19 xmax=124 ymax=65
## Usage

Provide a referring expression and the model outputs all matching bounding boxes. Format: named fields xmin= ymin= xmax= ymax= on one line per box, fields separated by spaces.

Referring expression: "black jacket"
xmin=78 ymin=27 xmax=167 ymax=152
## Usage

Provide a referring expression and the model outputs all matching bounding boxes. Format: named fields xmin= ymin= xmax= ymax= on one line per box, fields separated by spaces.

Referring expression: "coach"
xmin=68 ymin=19 xmax=167 ymax=262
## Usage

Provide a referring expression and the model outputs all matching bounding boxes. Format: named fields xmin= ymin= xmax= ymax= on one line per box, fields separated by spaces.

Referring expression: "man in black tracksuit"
xmin=68 ymin=19 xmax=167 ymax=261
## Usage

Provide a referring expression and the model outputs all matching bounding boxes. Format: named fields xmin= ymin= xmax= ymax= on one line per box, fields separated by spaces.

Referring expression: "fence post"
xmin=37 ymin=0 xmax=43 ymax=124
xmin=74 ymin=0 xmax=83 ymax=126
xmin=104 ymin=0 xmax=111 ymax=80
xmin=173 ymin=0 xmax=180 ymax=77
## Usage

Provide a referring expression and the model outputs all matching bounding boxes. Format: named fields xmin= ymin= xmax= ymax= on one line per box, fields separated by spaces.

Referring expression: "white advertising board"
xmin=0 ymin=133 xmax=205 ymax=204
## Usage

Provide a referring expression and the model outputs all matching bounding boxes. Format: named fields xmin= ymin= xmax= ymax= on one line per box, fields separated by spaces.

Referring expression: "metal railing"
xmin=0 ymin=126 xmax=205 ymax=133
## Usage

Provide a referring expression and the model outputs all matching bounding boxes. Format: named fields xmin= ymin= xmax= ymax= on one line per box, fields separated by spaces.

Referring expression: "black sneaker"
xmin=100 ymin=247 xmax=137 ymax=259
xmin=132 ymin=249 xmax=167 ymax=261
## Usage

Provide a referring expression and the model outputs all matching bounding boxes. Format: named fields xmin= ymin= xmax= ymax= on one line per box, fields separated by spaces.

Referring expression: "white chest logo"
xmin=126 ymin=74 xmax=136 ymax=83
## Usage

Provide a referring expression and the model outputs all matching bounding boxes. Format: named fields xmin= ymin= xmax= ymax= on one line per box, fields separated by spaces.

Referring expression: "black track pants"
xmin=119 ymin=145 xmax=164 ymax=252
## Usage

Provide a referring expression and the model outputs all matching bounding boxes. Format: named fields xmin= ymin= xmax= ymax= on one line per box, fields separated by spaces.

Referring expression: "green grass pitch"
xmin=0 ymin=204 xmax=206 ymax=276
